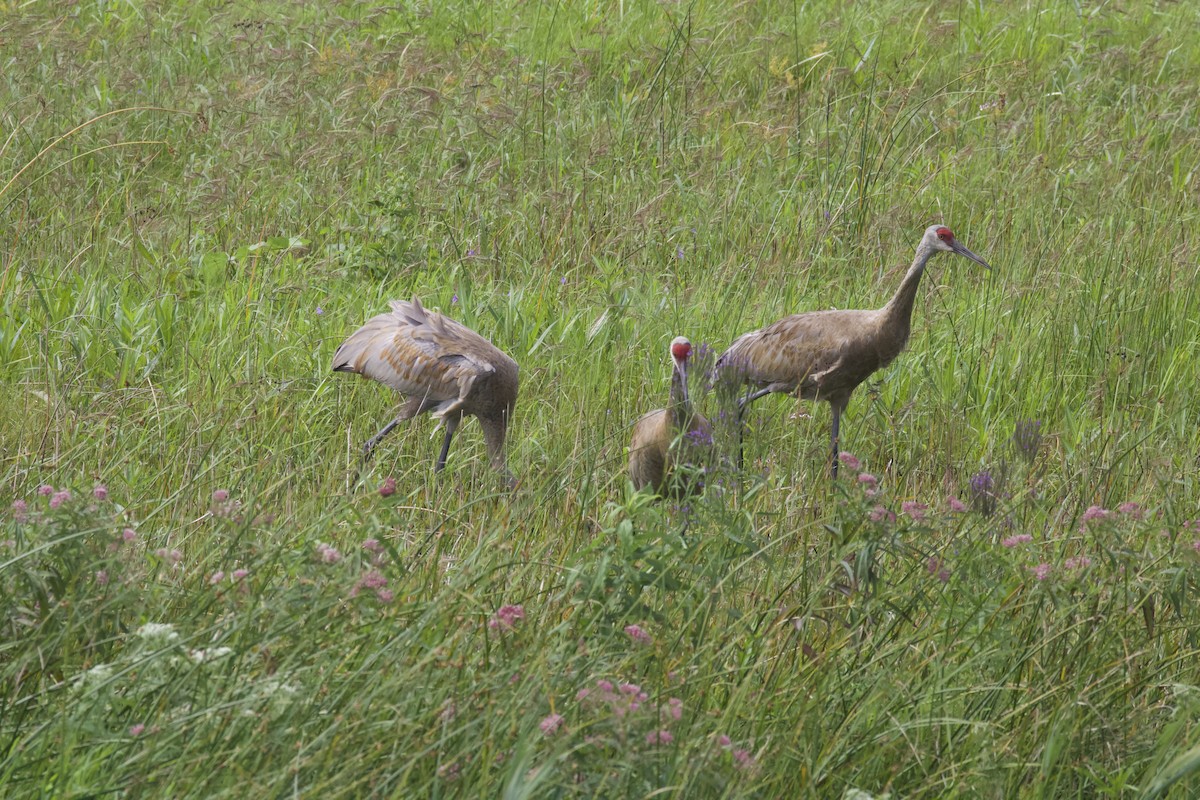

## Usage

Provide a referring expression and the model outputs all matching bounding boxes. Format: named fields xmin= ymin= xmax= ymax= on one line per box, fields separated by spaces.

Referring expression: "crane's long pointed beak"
xmin=953 ymin=240 xmax=991 ymax=270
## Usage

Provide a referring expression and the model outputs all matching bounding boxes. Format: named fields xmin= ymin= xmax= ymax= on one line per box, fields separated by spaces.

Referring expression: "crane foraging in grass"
xmin=629 ymin=336 xmax=713 ymax=496
xmin=716 ymin=224 xmax=991 ymax=478
xmin=332 ymin=297 xmax=519 ymax=481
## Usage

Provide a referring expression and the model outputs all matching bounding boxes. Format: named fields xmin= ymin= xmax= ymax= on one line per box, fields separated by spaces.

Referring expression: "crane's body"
xmin=332 ymin=297 xmax=518 ymax=477
xmin=629 ymin=337 xmax=711 ymax=495
xmin=717 ymin=225 xmax=990 ymax=477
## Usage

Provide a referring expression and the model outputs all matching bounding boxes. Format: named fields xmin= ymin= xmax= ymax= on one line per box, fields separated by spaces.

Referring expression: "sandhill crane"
xmin=332 ymin=297 xmax=519 ymax=480
xmin=629 ymin=336 xmax=713 ymax=495
xmin=717 ymin=224 xmax=990 ymax=478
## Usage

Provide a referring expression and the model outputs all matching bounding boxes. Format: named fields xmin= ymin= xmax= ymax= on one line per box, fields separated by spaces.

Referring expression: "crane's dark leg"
xmin=434 ymin=419 xmax=460 ymax=472
xmin=736 ymin=403 xmax=746 ymax=471
xmin=363 ymin=416 xmax=404 ymax=461
xmin=741 ymin=388 xmax=775 ymax=406
xmin=829 ymin=404 xmax=842 ymax=478
xmin=734 ymin=388 xmax=776 ymax=470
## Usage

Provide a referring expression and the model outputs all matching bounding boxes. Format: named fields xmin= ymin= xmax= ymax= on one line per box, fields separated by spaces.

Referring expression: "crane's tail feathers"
xmin=431 ymin=375 xmax=475 ymax=426
xmin=431 ymin=397 xmax=467 ymax=424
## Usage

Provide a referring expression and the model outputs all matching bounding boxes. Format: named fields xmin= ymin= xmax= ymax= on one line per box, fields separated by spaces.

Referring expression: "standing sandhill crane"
xmin=332 ymin=297 xmax=519 ymax=480
xmin=717 ymin=225 xmax=990 ymax=478
xmin=629 ymin=336 xmax=713 ymax=495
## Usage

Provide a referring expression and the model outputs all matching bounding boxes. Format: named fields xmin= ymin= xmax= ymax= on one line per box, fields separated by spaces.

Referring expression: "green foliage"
xmin=3 ymin=0 xmax=1200 ymax=796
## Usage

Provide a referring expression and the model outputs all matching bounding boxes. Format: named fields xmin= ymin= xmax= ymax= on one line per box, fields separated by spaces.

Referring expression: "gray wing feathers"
xmin=332 ymin=297 xmax=498 ymax=402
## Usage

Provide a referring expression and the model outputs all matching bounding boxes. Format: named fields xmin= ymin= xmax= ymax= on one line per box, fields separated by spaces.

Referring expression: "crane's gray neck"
xmin=480 ymin=413 xmax=509 ymax=473
xmin=881 ymin=238 xmax=937 ymax=330
xmin=669 ymin=365 xmax=692 ymax=429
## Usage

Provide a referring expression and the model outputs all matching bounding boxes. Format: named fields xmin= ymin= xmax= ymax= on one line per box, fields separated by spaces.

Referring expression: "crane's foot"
xmin=361 ymin=417 xmax=403 ymax=463
xmin=362 ymin=437 xmax=384 ymax=462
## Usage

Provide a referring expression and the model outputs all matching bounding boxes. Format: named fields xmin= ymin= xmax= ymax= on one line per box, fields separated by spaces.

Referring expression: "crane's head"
xmin=926 ymin=225 xmax=991 ymax=270
xmin=670 ymin=336 xmax=692 ymax=364
xmin=669 ymin=336 xmax=693 ymax=405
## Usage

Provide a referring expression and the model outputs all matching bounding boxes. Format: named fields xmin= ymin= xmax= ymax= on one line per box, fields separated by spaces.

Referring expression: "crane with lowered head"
xmin=332 ymin=297 xmax=519 ymax=482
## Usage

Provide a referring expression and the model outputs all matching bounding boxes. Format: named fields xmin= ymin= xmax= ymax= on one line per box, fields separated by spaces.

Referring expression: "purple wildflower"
xmin=209 ymin=570 xmax=225 ymax=585
xmin=12 ymin=499 xmax=27 ymax=522
xmin=838 ymin=452 xmax=861 ymax=471
xmin=122 ymin=528 xmax=137 ymax=543
xmin=93 ymin=485 xmax=109 ymax=501
xmin=685 ymin=428 xmax=714 ymax=447
xmin=129 ymin=724 xmax=145 ymax=736
xmin=212 ymin=489 xmax=229 ymax=503
xmin=376 ymin=588 xmax=394 ymax=603
xmin=315 ymin=306 xmax=324 ymax=315
xmin=675 ymin=246 xmax=684 ymax=259
xmin=1031 ymin=563 xmax=1052 ymax=581
xmin=363 ymin=538 xmax=383 ymax=554
xmin=946 ymin=496 xmax=967 ymax=513
xmin=665 ymin=697 xmax=683 ymax=721
xmin=316 ymin=542 xmax=341 ymax=564
xmin=379 ymin=477 xmax=396 ymax=497
xmin=1012 ymin=419 xmax=1042 ymax=463
xmin=38 ymin=485 xmax=53 ymax=496
xmin=970 ymin=471 xmax=995 ymax=516
xmin=901 ymin=501 xmax=928 ymax=522
xmin=466 ymin=248 xmax=478 ymax=258
xmin=353 ymin=570 xmax=388 ymax=597
xmin=451 ymin=293 xmax=459 ymax=304
xmin=1117 ymin=502 xmax=1144 ymax=519
xmin=1064 ymin=556 xmax=1092 ymax=570
xmin=645 ymin=729 xmax=674 ymax=745
xmin=1001 ymin=533 xmax=1033 ymax=548
xmin=857 ymin=473 xmax=878 ymax=487
xmin=926 ymin=557 xmax=950 ymax=583
xmin=1080 ymin=505 xmax=1109 ymax=530
xmin=488 ymin=604 xmax=525 ymax=630
xmin=733 ymin=748 xmax=757 ymax=771
xmin=596 ymin=680 xmax=614 ymax=693
xmin=868 ymin=504 xmax=895 ymax=523
xmin=155 ymin=547 xmax=183 ymax=565
xmin=539 ymin=713 xmax=564 ymax=736
xmin=624 ymin=624 xmax=653 ymax=645
xmin=49 ymin=490 xmax=71 ymax=509
xmin=95 ymin=570 xmax=109 ymax=585
xmin=718 ymin=734 xmax=732 ymax=748
xmin=232 ymin=568 xmax=249 ymax=581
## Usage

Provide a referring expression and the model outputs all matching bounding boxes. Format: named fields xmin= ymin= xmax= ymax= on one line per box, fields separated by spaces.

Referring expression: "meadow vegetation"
xmin=2 ymin=0 xmax=1200 ymax=796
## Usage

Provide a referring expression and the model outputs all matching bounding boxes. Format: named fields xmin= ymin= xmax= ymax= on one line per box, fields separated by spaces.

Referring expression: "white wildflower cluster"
xmin=73 ymin=662 xmax=115 ymax=689
xmin=188 ymin=647 xmax=234 ymax=664
xmin=843 ymin=790 xmax=892 ymax=800
xmin=136 ymin=622 xmax=180 ymax=645
xmin=244 ymin=677 xmax=301 ymax=717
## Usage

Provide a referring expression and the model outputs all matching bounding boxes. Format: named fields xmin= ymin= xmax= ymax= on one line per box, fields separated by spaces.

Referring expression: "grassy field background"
xmin=3 ymin=0 xmax=1200 ymax=796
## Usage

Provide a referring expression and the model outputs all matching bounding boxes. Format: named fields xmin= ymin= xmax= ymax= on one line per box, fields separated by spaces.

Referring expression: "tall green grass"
xmin=2 ymin=1 xmax=1199 ymax=796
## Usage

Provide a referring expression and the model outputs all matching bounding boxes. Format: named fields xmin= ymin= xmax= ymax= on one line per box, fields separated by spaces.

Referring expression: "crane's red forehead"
xmin=671 ymin=341 xmax=692 ymax=359
xmin=936 ymin=226 xmax=954 ymax=239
